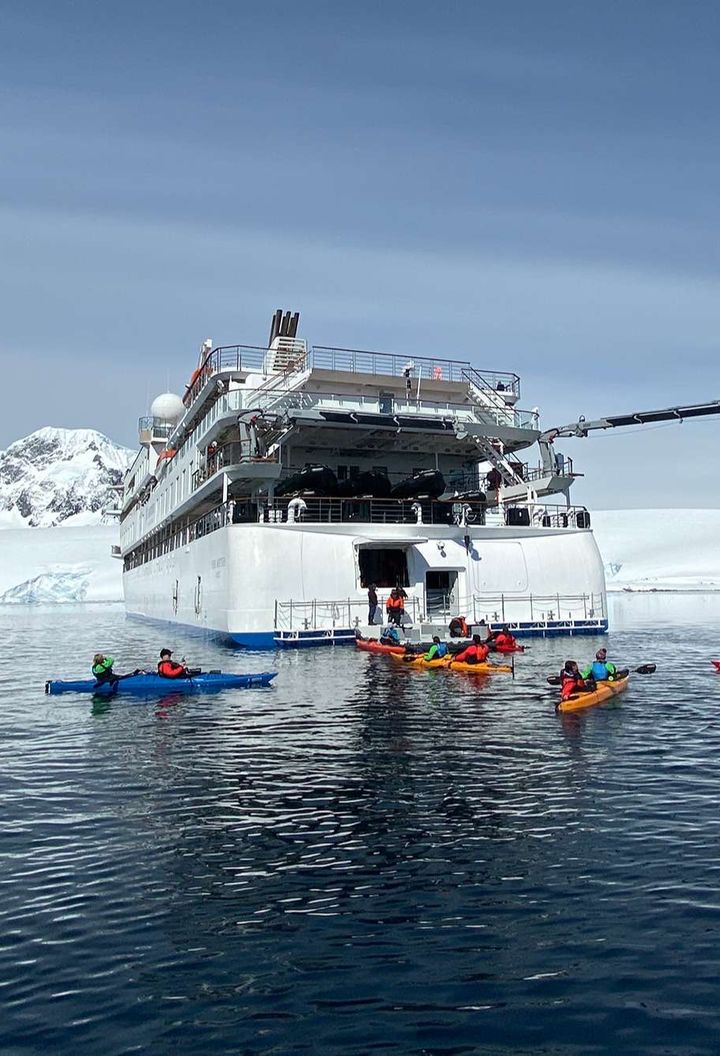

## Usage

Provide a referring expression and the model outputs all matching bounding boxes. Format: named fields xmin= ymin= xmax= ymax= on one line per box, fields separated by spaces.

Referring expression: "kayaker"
xmin=581 ymin=648 xmax=617 ymax=683
xmin=452 ymin=634 xmax=489 ymax=665
xmin=449 ymin=615 xmax=470 ymax=638
xmin=91 ymin=654 xmax=140 ymax=686
xmin=380 ymin=625 xmax=401 ymax=645
xmin=157 ymin=649 xmax=190 ymax=679
xmin=488 ymin=626 xmax=518 ymax=652
xmin=560 ymin=660 xmax=589 ymax=699
xmin=423 ymin=636 xmax=448 ymax=661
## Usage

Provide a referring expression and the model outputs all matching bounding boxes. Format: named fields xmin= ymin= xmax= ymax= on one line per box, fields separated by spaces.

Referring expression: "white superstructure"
xmin=120 ymin=311 xmax=607 ymax=647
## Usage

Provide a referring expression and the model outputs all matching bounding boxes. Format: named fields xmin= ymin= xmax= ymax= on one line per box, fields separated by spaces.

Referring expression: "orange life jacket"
xmin=386 ymin=595 xmax=404 ymax=611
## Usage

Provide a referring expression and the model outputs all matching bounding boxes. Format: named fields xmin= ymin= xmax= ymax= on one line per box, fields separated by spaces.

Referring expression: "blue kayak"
xmin=45 ymin=671 xmax=278 ymax=696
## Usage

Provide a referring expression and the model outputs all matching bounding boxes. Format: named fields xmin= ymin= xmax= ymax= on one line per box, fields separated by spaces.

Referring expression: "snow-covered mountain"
xmin=0 ymin=427 xmax=134 ymax=528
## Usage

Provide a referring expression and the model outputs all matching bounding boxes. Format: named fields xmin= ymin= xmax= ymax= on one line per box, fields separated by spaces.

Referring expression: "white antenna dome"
xmin=150 ymin=392 xmax=185 ymax=423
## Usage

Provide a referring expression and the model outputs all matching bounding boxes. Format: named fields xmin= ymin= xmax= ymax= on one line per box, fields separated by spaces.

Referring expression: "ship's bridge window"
xmin=358 ymin=547 xmax=409 ymax=589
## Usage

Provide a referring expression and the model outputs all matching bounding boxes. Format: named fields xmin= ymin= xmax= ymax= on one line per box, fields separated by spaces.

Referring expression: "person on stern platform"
xmin=92 ymin=654 xmax=140 ymax=686
xmin=368 ymin=584 xmax=378 ymax=625
xmin=452 ymin=634 xmax=489 ymax=665
xmin=488 ymin=626 xmax=518 ymax=651
xmin=560 ymin=660 xmax=588 ymax=699
xmin=157 ymin=649 xmax=190 ymax=679
xmin=386 ymin=588 xmax=405 ymax=626
xmin=423 ymin=636 xmax=448 ymax=662
xmin=581 ymin=648 xmax=616 ymax=682
xmin=380 ymin=625 xmax=401 ymax=645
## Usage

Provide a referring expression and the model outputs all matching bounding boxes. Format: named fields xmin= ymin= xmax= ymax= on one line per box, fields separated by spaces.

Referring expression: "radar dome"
xmin=150 ymin=393 xmax=185 ymax=423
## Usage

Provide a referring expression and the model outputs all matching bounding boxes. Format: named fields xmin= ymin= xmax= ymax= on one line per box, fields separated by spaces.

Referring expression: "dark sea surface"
xmin=2 ymin=595 xmax=720 ymax=1055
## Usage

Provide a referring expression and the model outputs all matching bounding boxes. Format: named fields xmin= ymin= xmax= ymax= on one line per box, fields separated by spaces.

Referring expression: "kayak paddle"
xmin=547 ymin=664 xmax=656 ymax=686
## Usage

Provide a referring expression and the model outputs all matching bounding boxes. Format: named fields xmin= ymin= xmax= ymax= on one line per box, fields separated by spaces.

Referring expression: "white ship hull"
xmin=123 ymin=522 xmax=607 ymax=648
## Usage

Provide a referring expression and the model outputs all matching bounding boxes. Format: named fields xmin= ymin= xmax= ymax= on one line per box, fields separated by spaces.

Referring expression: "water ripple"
xmin=2 ymin=599 xmax=720 ymax=1054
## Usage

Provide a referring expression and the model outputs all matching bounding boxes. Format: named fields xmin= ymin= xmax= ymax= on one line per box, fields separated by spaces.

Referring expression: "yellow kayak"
xmin=447 ymin=658 xmax=512 ymax=674
xmin=391 ymin=654 xmax=512 ymax=674
xmin=557 ymin=675 xmax=629 ymax=713
xmin=391 ymin=654 xmax=448 ymax=669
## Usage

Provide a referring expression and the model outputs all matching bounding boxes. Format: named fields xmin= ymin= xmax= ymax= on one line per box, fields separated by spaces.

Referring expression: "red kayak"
xmin=355 ymin=637 xmax=406 ymax=656
xmin=712 ymin=660 xmax=720 ymax=671
xmin=492 ymin=643 xmax=525 ymax=654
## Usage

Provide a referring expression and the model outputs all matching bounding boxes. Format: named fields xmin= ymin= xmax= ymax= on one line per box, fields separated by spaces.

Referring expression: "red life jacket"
xmin=494 ymin=633 xmax=516 ymax=651
xmin=455 ymin=643 xmax=489 ymax=664
xmin=158 ymin=659 xmax=186 ymax=679
xmin=386 ymin=595 xmax=404 ymax=611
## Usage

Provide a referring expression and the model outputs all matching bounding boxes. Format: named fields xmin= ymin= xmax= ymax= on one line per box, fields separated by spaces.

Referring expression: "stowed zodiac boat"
xmin=118 ymin=309 xmax=608 ymax=648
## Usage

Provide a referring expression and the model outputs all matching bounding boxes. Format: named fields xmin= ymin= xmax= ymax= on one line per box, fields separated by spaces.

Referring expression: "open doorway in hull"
xmin=358 ymin=547 xmax=410 ymax=589
xmin=425 ymin=570 xmax=458 ymax=618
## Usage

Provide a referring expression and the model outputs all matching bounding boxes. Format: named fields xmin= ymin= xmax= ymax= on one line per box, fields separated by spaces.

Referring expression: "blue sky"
xmin=1 ymin=0 xmax=719 ymax=507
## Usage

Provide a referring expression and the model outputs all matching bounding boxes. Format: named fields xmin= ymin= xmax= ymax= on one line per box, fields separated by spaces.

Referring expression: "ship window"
xmin=372 ymin=466 xmax=388 ymax=477
xmin=338 ymin=465 xmax=347 ymax=481
xmin=379 ymin=392 xmax=394 ymax=414
xmin=358 ymin=548 xmax=409 ymax=589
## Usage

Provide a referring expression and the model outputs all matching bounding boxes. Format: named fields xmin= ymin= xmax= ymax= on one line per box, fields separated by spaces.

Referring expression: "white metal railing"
xmin=274 ymin=596 xmax=423 ymax=631
xmin=272 ymin=590 xmax=605 ymax=632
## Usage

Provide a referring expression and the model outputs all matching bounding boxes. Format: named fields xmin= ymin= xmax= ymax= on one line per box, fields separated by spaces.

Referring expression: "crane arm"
xmin=540 ymin=399 xmax=720 ymax=442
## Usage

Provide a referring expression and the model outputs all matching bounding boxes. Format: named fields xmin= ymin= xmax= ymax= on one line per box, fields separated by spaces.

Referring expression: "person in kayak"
xmin=559 ymin=660 xmax=589 ymax=699
xmin=581 ymin=648 xmax=617 ymax=682
xmin=380 ymin=625 xmax=401 ymax=645
xmin=91 ymin=654 xmax=140 ymax=686
xmin=488 ymin=626 xmax=518 ymax=651
xmin=157 ymin=649 xmax=190 ymax=678
xmin=452 ymin=634 xmax=490 ymax=665
xmin=423 ymin=636 xmax=448 ymax=661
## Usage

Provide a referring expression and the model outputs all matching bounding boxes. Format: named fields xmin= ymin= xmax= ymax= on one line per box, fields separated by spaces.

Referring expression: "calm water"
xmin=2 ymin=596 xmax=720 ymax=1055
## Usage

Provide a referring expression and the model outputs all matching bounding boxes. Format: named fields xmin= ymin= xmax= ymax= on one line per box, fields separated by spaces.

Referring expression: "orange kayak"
xmin=355 ymin=637 xmax=405 ymax=656
xmin=557 ymin=675 xmax=629 ymax=713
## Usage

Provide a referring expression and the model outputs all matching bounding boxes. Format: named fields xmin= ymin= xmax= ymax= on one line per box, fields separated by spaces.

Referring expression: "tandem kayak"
xmin=447 ymin=658 xmax=513 ymax=674
xmin=355 ymin=637 xmax=406 ymax=656
xmin=390 ymin=654 xmax=512 ymax=674
xmin=556 ymin=675 xmax=629 ymax=713
xmin=45 ymin=671 xmax=278 ymax=696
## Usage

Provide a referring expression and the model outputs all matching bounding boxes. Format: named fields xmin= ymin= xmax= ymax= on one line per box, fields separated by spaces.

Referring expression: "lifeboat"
xmin=336 ymin=471 xmax=392 ymax=498
xmin=275 ymin=465 xmax=338 ymax=497
xmin=390 ymin=470 xmax=445 ymax=499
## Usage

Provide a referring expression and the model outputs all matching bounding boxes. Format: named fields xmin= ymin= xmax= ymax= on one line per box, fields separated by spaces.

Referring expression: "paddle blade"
xmin=635 ymin=664 xmax=656 ymax=674
xmin=547 ymin=675 xmax=561 ymax=686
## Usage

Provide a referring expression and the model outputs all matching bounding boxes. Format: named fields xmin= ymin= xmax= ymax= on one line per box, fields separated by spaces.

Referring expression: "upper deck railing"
xmin=183 ymin=343 xmax=522 ymax=407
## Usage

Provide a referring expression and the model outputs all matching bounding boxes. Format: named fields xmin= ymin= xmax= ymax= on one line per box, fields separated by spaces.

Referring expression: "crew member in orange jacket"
xmin=386 ymin=589 xmax=405 ymax=626
xmin=157 ymin=648 xmax=190 ymax=678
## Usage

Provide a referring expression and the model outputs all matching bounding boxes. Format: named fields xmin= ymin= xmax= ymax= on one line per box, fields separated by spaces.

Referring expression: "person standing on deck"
xmin=368 ymin=584 xmax=378 ymax=625
xmin=386 ymin=588 xmax=405 ymax=626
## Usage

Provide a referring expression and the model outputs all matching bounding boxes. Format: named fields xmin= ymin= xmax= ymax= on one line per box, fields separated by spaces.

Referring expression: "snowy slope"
xmin=592 ymin=509 xmax=720 ymax=591
xmin=0 ymin=526 xmax=122 ymax=603
xmin=0 ymin=504 xmax=718 ymax=605
xmin=0 ymin=427 xmax=133 ymax=528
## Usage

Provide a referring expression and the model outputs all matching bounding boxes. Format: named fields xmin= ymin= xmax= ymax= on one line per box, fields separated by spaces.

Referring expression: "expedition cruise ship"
xmin=119 ymin=310 xmax=607 ymax=647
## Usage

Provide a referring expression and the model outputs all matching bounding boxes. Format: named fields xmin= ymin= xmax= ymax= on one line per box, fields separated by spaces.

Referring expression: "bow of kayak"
xmin=355 ymin=637 xmax=406 ymax=656
xmin=557 ymin=675 xmax=629 ymax=713
xmin=45 ymin=672 xmax=278 ymax=696
xmin=712 ymin=660 xmax=720 ymax=672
